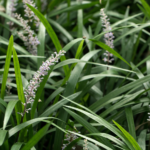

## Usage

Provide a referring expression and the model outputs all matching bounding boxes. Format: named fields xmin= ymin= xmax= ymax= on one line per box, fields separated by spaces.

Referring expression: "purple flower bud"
xmin=100 ymin=8 xmax=114 ymax=64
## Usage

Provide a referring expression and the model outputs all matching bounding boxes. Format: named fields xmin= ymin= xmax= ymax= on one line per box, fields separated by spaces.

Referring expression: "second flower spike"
xmin=100 ymin=8 xmax=115 ymax=64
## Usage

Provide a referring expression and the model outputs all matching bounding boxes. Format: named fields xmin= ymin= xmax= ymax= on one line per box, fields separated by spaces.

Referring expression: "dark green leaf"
xmin=1 ymin=35 xmax=13 ymax=99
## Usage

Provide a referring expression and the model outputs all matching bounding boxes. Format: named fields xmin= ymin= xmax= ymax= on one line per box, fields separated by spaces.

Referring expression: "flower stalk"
xmin=18 ymin=50 xmax=66 ymax=117
xmin=7 ymin=0 xmax=18 ymax=26
xmin=8 ymin=0 xmax=40 ymax=55
xmin=15 ymin=12 xmax=40 ymax=55
xmin=100 ymin=8 xmax=115 ymax=95
xmin=100 ymin=8 xmax=115 ymax=64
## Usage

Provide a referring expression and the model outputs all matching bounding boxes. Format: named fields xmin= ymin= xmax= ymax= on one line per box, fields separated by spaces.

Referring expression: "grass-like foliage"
xmin=0 ymin=0 xmax=150 ymax=149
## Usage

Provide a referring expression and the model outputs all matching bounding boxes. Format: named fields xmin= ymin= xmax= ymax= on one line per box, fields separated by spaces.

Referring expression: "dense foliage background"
xmin=0 ymin=0 xmax=150 ymax=149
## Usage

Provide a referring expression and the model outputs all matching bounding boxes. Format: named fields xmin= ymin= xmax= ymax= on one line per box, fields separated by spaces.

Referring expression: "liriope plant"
xmin=0 ymin=0 xmax=149 ymax=150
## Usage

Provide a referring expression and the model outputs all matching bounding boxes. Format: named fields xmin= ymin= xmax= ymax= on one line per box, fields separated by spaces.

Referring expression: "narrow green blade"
xmin=10 ymin=142 xmax=24 ymax=150
xmin=13 ymin=48 xmax=25 ymax=124
xmin=1 ymin=35 xmax=13 ymax=99
xmin=113 ymin=120 xmax=141 ymax=150
xmin=125 ymin=107 xmax=136 ymax=140
xmin=0 ymin=130 xmax=8 ymax=146
xmin=21 ymin=124 xmax=51 ymax=150
xmin=3 ymin=100 xmax=19 ymax=130
xmin=90 ymin=39 xmax=130 ymax=67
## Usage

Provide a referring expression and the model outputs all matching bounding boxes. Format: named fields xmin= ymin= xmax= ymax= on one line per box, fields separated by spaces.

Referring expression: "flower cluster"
xmin=22 ymin=0 xmax=40 ymax=29
xmin=18 ymin=50 xmax=66 ymax=117
xmin=100 ymin=8 xmax=115 ymax=64
xmin=8 ymin=0 xmax=40 ymax=55
xmin=83 ymin=139 xmax=89 ymax=150
xmin=15 ymin=12 xmax=40 ymax=55
xmin=7 ymin=0 xmax=18 ymax=26
xmin=62 ymin=132 xmax=78 ymax=150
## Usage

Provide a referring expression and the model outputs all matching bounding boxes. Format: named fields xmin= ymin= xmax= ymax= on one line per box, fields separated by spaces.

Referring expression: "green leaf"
xmin=10 ymin=142 xmax=24 ymax=150
xmin=3 ymin=100 xmax=19 ymax=130
xmin=69 ymin=40 xmax=85 ymax=71
xmin=100 ymin=90 xmax=142 ymax=118
xmin=40 ymin=87 xmax=64 ymax=112
xmin=54 ymin=59 xmax=135 ymax=73
xmin=63 ymin=38 xmax=83 ymax=52
xmin=8 ymin=117 xmax=53 ymax=138
xmin=64 ymin=50 xmax=100 ymax=96
xmin=131 ymin=28 xmax=143 ymax=61
xmin=114 ymin=22 xmax=150 ymax=43
xmin=0 ymin=36 xmax=29 ymax=55
xmin=48 ymin=0 xmax=61 ymax=10
xmin=0 ymin=55 xmax=45 ymax=60
xmin=139 ymin=0 xmax=150 ymax=19
xmin=113 ymin=120 xmax=141 ymax=150
xmin=1 ymin=35 xmax=13 ymax=99
xmin=111 ymin=13 xmax=142 ymax=28
xmin=31 ymin=147 xmax=36 ymax=150
xmin=0 ymin=98 xmax=7 ymax=108
xmin=79 ymin=73 xmax=135 ymax=82
xmin=131 ymin=62 xmax=150 ymax=97
xmin=77 ymin=1 xmax=83 ymax=37
xmin=88 ymin=133 xmax=127 ymax=149
xmin=21 ymin=124 xmax=51 ymax=150
xmin=40 ymin=92 xmax=80 ymax=118
xmin=125 ymin=107 xmax=136 ymax=140
xmin=0 ymin=130 xmax=8 ymax=146
xmin=90 ymin=39 xmax=131 ymax=67
xmin=137 ymin=53 xmax=150 ymax=67
xmin=137 ymin=4 xmax=149 ymax=19
xmin=48 ymin=2 xmax=99 ymax=17
xmin=37 ymin=22 xmax=45 ymax=68
xmin=49 ymin=19 xmax=73 ymax=41
xmin=138 ymin=129 xmax=146 ymax=150
xmin=13 ymin=48 xmax=25 ymax=124
xmin=75 ymin=40 xmax=84 ymax=59
xmin=0 ymin=12 xmax=22 ymax=26
xmin=12 ymin=48 xmax=25 ymax=104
